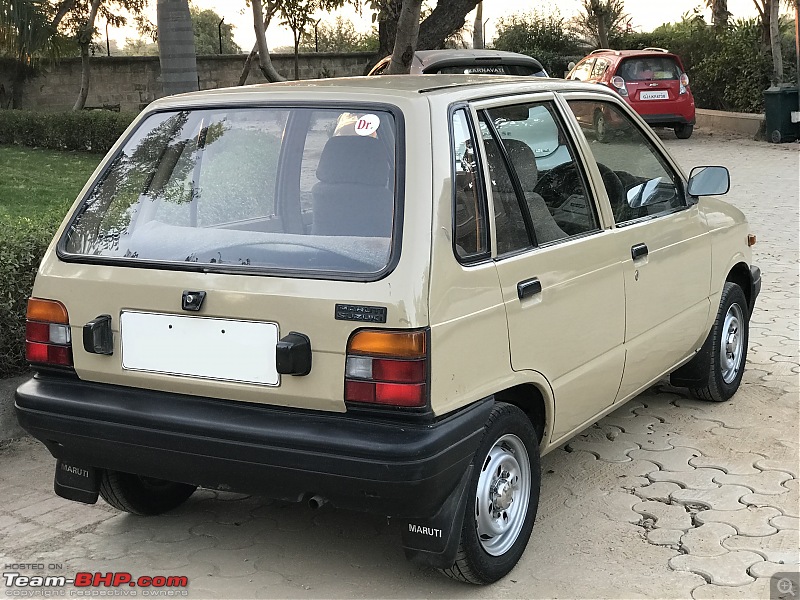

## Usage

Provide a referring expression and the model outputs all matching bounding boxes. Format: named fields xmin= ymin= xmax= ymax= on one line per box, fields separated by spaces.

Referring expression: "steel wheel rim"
xmin=720 ymin=302 xmax=744 ymax=384
xmin=595 ymin=113 xmax=606 ymax=139
xmin=475 ymin=433 xmax=531 ymax=556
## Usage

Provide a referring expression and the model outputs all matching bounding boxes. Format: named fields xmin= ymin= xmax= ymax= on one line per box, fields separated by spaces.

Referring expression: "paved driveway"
xmin=1 ymin=132 xmax=798 ymax=599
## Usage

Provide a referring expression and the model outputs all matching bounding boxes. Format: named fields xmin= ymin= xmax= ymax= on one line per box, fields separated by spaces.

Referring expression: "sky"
xmin=106 ymin=0 xmax=764 ymax=52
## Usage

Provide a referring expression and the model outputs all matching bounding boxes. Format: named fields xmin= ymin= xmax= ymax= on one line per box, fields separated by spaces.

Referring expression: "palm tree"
xmin=705 ymin=0 xmax=730 ymax=28
xmin=156 ymin=0 xmax=199 ymax=96
xmin=570 ymin=0 xmax=629 ymax=49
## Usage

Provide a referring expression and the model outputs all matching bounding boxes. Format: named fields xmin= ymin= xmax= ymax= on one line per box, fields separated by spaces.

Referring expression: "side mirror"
xmin=687 ymin=166 xmax=730 ymax=197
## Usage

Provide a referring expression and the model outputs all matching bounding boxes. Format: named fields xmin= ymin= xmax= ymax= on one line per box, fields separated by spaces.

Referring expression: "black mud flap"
xmin=670 ymin=329 xmax=713 ymax=388
xmin=400 ymin=466 xmax=472 ymax=570
xmin=54 ymin=460 xmax=99 ymax=504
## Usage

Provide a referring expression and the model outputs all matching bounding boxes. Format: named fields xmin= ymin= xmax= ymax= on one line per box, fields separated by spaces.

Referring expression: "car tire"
xmin=440 ymin=402 xmax=540 ymax=584
xmin=594 ymin=110 xmax=609 ymax=143
xmin=675 ymin=124 xmax=694 ymax=139
xmin=690 ymin=282 xmax=749 ymax=402
xmin=99 ymin=470 xmax=197 ymax=515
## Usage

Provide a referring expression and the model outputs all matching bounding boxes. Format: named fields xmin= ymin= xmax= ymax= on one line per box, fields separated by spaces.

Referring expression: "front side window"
xmin=62 ymin=107 xmax=399 ymax=277
xmin=566 ymin=99 xmax=684 ymax=225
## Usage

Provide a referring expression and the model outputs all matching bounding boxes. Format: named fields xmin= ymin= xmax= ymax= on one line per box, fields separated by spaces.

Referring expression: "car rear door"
xmin=471 ymin=94 xmax=626 ymax=443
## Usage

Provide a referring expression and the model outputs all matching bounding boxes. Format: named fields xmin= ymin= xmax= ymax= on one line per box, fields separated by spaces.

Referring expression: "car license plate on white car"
xmin=640 ymin=90 xmax=669 ymax=100
xmin=121 ymin=312 xmax=279 ymax=385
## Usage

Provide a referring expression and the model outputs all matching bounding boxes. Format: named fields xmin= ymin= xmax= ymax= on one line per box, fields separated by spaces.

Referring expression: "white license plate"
xmin=640 ymin=90 xmax=669 ymax=100
xmin=121 ymin=312 xmax=279 ymax=385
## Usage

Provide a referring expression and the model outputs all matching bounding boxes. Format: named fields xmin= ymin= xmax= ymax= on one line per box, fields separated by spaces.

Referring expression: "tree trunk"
xmin=293 ymin=36 xmax=300 ymax=80
xmin=472 ymin=2 xmax=483 ymax=49
xmin=769 ymin=0 xmax=783 ymax=83
xmin=251 ymin=0 xmax=286 ymax=83
xmin=710 ymin=0 xmax=729 ymax=29
xmin=157 ymin=0 xmax=199 ymax=96
xmin=416 ymin=0 xmax=480 ymax=50
xmin=238 ymin=7 xmax=274 ymax=85
xmin=376 ymin=0 xmax=403 ymax=58
xmin=72 ymin=0 xmax=102 ymax=111
xmin=387 ymin=0 xmax=423 ymax=74
xmin=596 ymin=17 xmax=609 ymax=48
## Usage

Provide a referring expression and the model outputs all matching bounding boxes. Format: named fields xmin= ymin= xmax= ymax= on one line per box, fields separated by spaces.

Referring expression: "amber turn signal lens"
xmin=27 ymin=298 xmax=69 ymax=324
xmin=747 ymin=234 xmax=757 ymax=247
xmin=347 ymin=329 xmax=426 ymax=358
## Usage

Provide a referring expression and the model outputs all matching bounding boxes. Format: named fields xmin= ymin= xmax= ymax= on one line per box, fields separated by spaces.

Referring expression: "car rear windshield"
xmin=432 ymin=64 xmax=547 ymax=77
xmin=61 ymin=106 xmax=400 ymax=279
xmin=618 ymin=57 xmax=682 ymax=81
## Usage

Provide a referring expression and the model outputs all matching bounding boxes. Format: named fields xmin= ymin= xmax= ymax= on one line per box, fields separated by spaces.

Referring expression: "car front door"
xmin=471 ymin=95 xmax=626 ymax=443
xmin=565 ymin=96 xmax=712 ymax=402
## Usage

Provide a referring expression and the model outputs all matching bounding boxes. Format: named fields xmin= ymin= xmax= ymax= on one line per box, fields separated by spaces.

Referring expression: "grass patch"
xmin=0 ymin=145 xmax=102 ymax=219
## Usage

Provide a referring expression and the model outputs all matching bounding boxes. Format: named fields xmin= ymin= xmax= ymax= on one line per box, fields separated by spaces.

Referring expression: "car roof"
xmin=150 ymin=74 xmax=605 ymax=110
xmin=413 ymin=49 xmax=545 ymax=69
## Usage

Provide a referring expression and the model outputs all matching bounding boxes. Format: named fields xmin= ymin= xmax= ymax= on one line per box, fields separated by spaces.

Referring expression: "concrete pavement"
xmin=1 ymin=131 xmax=798 ymax=598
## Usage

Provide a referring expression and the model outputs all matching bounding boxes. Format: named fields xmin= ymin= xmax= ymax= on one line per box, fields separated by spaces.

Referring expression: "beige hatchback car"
xmin=16 ymin=75 xmax=760 ymax=584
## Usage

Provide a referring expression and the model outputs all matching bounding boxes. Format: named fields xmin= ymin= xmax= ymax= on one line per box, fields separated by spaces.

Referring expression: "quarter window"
xmin=451 ymin=109 xmax=489 ymax=260
xmin=567 ymin=100 xmax=684 ymax=225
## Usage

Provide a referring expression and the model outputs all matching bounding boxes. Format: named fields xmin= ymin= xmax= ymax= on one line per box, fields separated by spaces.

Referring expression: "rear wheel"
xmin=675 ymin=123 xmax=694 ymax=139
xmin=594 ymin=110 xmax=609 ymax=143
xmin=99 ymin=470 xmax=197 ymax=515
xmin=441 ymin=403 xmax=540 ymax=584
xmin=690 ymin=282 xmax=749 ymax=402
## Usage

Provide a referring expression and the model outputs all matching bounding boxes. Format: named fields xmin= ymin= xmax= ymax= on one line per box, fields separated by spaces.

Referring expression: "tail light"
xmin=344 ymin=329 xmax=428 ymax=408
xmin=26 ymin=298 xmax=73 ymax=367
xmin=610 ymin=75 xmax=628 ymax=96
xmin=680 ymin=73 xmax=690 ymax=95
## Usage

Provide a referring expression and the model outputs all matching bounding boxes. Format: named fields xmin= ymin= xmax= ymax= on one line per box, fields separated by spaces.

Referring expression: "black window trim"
xmin=448 ymin=102 xmax=492 ymax=265
xmin=55 ymin=101 xmax=407 ymax=284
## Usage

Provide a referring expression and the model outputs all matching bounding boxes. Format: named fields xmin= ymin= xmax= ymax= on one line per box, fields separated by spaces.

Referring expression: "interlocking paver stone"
xmin=714 ymin=470 xmax=793 ymax=495
xmin=634 ymin=501 xmax=693 ymax=531
xmin=630 ymin=447 xmax=701 ymax=472
xmin=647 ymin=528 xmax=683 ymax=547
xmin=608 ymin=430 xmax=676 ymax=451
xmin=669 ymin=551 xmax=763 ymax=586
xmin=691 ymin=580 xmax=773 ymax=599
xmin=696 ymin=507 xmax=781 ymax=537
xmin=601 ymin=415 xmax=661 ymax=435
xmin=671 ymin=485 xmax=752 ymax=512
xmin=723 ymin=531 xmax=800 ymax=564
xmin=690 ymin=454 xmax=762 ymax=475
xmin=771 ymin=515 xmax=800 ymax=530
xmin=749 ymin=561 xmax=800 ymax=579
xmin=598 ymin=492 xmax=641 ymax=524
xmin=635 ymin=482 xmax=682 ymax=502
xmin=680 ymin=523 xmax=737 ymax=557
xmin=741 ymin=479 xmax=799 ymax=518
xmin=649 ymin=468 xmax=726 ymax=490
xmin=566 ymin=437 xmax=639 ymax=463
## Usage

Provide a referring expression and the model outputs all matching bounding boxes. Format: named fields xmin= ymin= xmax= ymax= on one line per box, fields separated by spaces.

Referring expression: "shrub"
xmin=0 ymin=212 xmax=64 ymax=378
xmin=0 ymin=109 xmax=135 ymax=153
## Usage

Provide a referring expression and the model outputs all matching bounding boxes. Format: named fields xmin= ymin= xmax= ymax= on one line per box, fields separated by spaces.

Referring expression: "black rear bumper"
xmin=641 ymin=114 xmax=695 ymax=127
xmin=15 ymin=376 xmax=492 ymax=518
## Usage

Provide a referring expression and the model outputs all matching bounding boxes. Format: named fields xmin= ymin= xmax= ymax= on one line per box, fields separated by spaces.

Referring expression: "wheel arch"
xmin=725 ymin=261 xmax=754 ymax=314
xmin=493 ymin=380 xmax=552 ymax=450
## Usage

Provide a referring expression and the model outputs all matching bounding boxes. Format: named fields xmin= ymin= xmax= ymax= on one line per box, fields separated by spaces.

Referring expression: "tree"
xmin=299 ymin=16 xmax=378 ymax=52
xmin=73 ymin=0 xmax=102 ymax=110
xmin=190 ymin=7 xmax=241 ymax=55
xmin=570 ymin=0 xmax=630 ymax=49
xmin=156 ymin=0 xmax=198 ymax=96
xmin=706 ymin=0 xmax=731 ymax=29
xmin=494 ymin=10 xmax=582 ymax=76
xmin=386 ymin=0 xmax=421 ymax=73
xmin=249 ymin=0 xmax=285 ymax=82
xmin=121 ymin=35 xmax=158 ymax=54
xmin=472 ymin=1 xmax=483 ymax=49
xmin=281 ymin=0 xmax=315 ymax=79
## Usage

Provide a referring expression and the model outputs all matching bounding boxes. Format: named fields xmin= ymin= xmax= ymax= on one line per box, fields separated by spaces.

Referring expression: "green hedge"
xmin=0 ymin=212 xmax=63 ymax=378
xmin=0 ymin=110 xmax=136 ymax=153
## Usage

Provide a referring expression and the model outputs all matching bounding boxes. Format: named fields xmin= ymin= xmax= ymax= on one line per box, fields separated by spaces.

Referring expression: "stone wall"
xmin=2 ymin=52 xmax=375 ymax=112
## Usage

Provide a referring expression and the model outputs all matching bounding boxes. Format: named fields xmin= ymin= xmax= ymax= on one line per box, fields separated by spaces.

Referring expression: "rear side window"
xmin=62 ymin=107 xmax=399 ymax=278
xmin=451 ymin=109 xmax=489 ymax=261
xmin=618 ymin=57 xmax=682 ymax=81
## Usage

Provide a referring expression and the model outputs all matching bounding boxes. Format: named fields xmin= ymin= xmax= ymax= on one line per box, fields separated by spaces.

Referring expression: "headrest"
xmin=316 ymin=136 xmax=391 ymax=186
xmin=483 ymin=138 xmax=538 ymax=191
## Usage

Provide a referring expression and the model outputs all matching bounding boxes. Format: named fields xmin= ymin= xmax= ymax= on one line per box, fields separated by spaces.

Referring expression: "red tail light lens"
xmin=25 ymin=298 xmax=73 ymax=368
xmin=345 ymin=329 xmax=428 ymax=409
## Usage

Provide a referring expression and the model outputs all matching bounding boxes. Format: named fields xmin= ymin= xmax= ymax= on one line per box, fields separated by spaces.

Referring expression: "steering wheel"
xmin=534 ymin=162 xmax=583 ymax=209
xmin=595 ymin=163 xmax=635 ymax=223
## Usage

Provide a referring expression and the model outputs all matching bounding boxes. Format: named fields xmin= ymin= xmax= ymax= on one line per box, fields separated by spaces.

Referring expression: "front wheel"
xmin=99 ymin=470 xmax=197 ymax=515
xmin=441 ymin=403 xmax=541 ymax=584
xmin=690 ymin=282 xmax=749 ymax=402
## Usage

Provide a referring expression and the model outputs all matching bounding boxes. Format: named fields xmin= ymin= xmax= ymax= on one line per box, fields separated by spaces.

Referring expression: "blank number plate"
xmin=640 ymin=90 xmax=669 ymax=100
xmin=121 ymin=312 xmax=279 ymax=385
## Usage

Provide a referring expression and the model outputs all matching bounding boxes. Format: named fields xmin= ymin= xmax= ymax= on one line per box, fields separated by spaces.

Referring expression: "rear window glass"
xmin=432 ymin=64 xmax=547 ymax=77
xmin=62 ymin=107 xmax=399 ymax=278
xmin=618 ymin=57 xmax=681 ymax=81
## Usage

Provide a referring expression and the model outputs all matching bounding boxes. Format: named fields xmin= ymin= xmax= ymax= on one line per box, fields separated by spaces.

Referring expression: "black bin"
xmin=764 ymin=84 xmax=799 ymax=143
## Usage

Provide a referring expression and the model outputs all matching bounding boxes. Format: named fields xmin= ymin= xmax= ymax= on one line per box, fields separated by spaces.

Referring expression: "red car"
xmin=567 ymin=48 xmax=696 ymax=139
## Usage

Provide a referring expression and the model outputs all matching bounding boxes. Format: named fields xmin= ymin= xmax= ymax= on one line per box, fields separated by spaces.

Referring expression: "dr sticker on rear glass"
xmin=355 ymin=114 xmax=381 ymax=136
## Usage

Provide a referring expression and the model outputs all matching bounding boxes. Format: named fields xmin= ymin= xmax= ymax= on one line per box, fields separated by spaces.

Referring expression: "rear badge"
xmin=335 ymin=304 xmax=387 ymax=323
xmin=181 ymin=290 xmax=206 ymax=312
